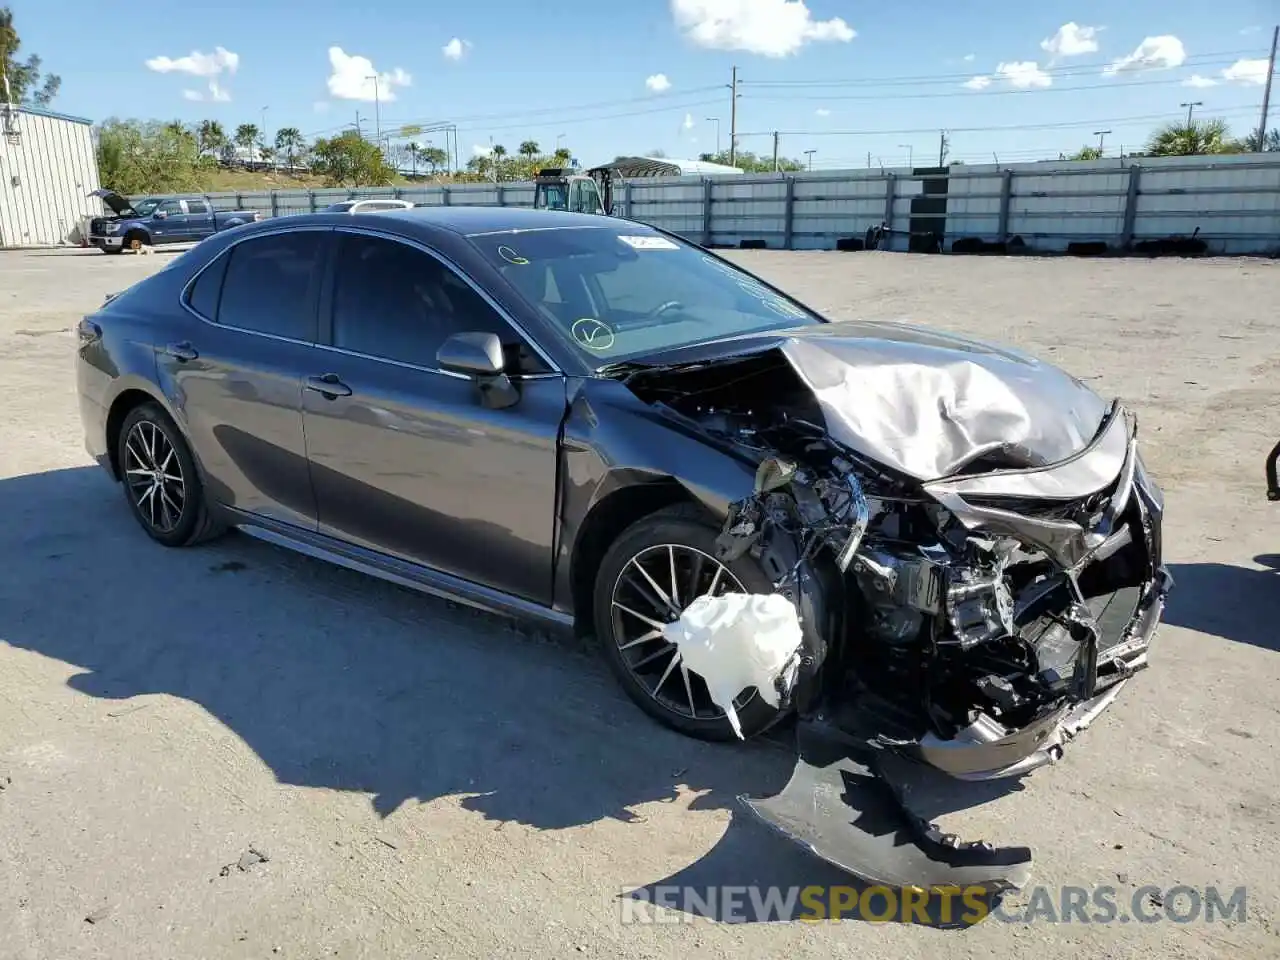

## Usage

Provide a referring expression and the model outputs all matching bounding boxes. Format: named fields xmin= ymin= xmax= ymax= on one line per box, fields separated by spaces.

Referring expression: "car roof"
xmin=367 ymin=205 xmax=646 ymax=237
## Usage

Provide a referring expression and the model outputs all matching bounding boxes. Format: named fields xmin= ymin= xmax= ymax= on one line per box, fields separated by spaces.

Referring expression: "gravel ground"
xmin=1 ymin=245 xmax=1278 ymax=959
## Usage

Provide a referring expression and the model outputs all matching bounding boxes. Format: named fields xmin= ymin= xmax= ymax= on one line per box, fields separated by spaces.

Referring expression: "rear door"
xmin=300 ymin=227 xmax=567 ymax=604
xmin=184 ymin=198 xmax=216 ymax=241
xmin=158 ymin=226 xmax=331 ymax=529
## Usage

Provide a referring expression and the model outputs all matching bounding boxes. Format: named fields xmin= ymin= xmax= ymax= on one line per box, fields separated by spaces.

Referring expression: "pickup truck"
xmin=86 ymin=189 xmax=261 ymax=253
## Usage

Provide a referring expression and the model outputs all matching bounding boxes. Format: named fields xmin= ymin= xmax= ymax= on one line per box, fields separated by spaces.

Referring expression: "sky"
xmin=11 ymin=0 xmax=1280 ymax=169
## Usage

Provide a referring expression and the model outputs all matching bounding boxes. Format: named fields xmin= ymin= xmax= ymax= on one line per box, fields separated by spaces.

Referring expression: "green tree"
xmin=422 ymin=145 xmax=448 ymax=173
xmin=553 ymin=146 xmax=572 ymax=164
xmin=196 ymin=119 xmax=227 ymax=158
xmin=519 ymin=139 xmax=540 ymax=164
xmin=94 ymin=118 xmax=206 ymax=196
xmin=696 ymin=148 xmax=803 ymax=172
xmin=1070 ymin=145 xmax=1103 ymax=161
xmin=1145 ymin=118 xmax=1243 ymax=157
xmin=1241 ymin=126 xmax=1280 ymax=152
xmin=233 ymin=123 xmax=259 ymax=155
xmin=491 ymin=143 xmax=508 ymax=179
xmin=310 ymin=129 xmax=394 ymax=186
xmin=274 ymin=126 xmax=305 ymax=167
xmin=0 ymin=6 xmax=60 ymax=105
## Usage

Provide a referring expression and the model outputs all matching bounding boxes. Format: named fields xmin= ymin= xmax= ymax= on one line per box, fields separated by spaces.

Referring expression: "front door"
xmin=150 ymin=198 xmax=186 ymax=243
xmin=156 ymin=226 xmax=330 ymax=529
xmin=300 ymin=228 xmax=566 ymax=605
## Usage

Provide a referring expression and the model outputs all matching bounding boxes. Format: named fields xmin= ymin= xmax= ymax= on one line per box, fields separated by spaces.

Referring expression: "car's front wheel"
xmin=593 ymin=503 xmax=786 ymax=742
xmin=116 ymin=402 xmax=224 ymax=547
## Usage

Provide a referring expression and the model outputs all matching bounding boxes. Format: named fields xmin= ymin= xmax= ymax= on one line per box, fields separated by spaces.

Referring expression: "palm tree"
xmin=197 ymin=120 xmax=227 ymax=158
xmin=491 ymin=143 xmax=508 ymax=180
xmin=405 ymin=141 xmax=421 ymax=176
xmin=234 ymin=123 xmax=259 ymax=165
xmin=423 ymin=146 xmax=448 ymax=175
xmin=1241 ymin=126 xmax=1280 ymax=152
xmin=553 ymin=146 xmax=571 ymax=164
xmin=274 ymin=126 xmax=305 ymax=169
xmin=1069 ymin=145 xmax=1103 ymax=161
xmin=1145 ymin=118 xmax=1242 ymax=157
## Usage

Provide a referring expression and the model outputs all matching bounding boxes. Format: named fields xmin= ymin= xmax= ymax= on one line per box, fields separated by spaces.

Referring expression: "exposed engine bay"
xmin=616 ymin=338 xmax=1172 ymax=891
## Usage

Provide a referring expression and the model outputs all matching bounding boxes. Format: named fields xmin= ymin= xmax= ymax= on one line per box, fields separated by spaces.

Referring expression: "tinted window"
xmin=185 ymin=253 xmax=227 ymax=320
xmin=474 ymin=227 xmax=821 ymax=362
xmin=217 ymin=231 xmax=326 ymax=340
xmin=157 ymin=199 xmax=183 ymax=216
xmin=187 ymin=199 xmax=211 ymax=215
xmin=331 ymin=233 xmax=519 ymax=369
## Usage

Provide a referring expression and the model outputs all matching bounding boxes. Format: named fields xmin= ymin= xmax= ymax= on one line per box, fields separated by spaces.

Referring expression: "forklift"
xmin=532 ymin=165 xmax=615 ymax=216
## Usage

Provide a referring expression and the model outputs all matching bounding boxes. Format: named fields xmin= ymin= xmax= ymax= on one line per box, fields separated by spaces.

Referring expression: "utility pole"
xmin=772 ymin=131 xmax=779 ymax=172
xmin=366 ymin=74 xmax=383 ymax=150
xmin=354 ymin=111 xmax=363 ymax=139
xmin=804 ymin=149 xmax=816 ymax=171
xmin=898 ymin=143 xmax=913 ymax=168
xmin=1094 ymin=128 xmax=1111 ymax=153
xmin=1258 ymin=25 xmax=1278 ymax=146
xmin=728 ymin=66 xmax=738 ymax=167
xmin=1180 ymin=100 xmax=1203 ymax=126
xmin=866 ymin=151 xmax=871 ymax=168
xmin=706 ymin=117 xmax=720 ymax=154
xmin=938 ymin=130 xmax=949 ymax=166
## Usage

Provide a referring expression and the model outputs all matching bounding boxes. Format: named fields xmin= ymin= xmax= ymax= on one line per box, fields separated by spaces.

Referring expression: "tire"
xmin=123 ymin=231 xmax=147 ymax=254
xmin=115 ymin=402 xmax=225 ymax=547
xmin=593 ymin=503 xmax=786 ymax=742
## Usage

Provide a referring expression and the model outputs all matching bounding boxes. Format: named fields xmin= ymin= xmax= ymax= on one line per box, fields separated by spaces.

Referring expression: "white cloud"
xmin=146 ymin=46 xmax=240 ymax=77
xmin=671 ymin=0 xmax=855 ymax=57
xmin=682 ymin=112 xmax=695 ymax=130
xmin=646 ymin=73 xmax=672 ymax=92
xmin=1183 ymin=74 xmax=1218 ymax=88
xmin=963 ymin=74 xmax=992 ymax=90
xmin=1040 ymin=22 xmax=1100 ymax=59
xmin=182 ymin=80 xmax=232 ymax=102
xmin=472 ymin=144 xmax=493 ymax=157
xmin=815 ymin=107 xmax=831 ymax=116
xmin=442 ymin=38 xmax=472 ymax=61
xmin=326 ymin=47 xmax=411 ymax=101
xmin=963 ymin=53 xmax=975 ymax=62
xmin=1102 ymin=35 xmax=1186 ymax=76
xmin=1222 ymin=57 xmax=1271 ymax=85
xmin=996 ymin=61 xmax=1052 ymax=88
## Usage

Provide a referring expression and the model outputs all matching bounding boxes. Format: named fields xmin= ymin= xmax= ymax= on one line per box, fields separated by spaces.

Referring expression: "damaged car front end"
xmin=610 ymin=319 xmax=1171 ymax=890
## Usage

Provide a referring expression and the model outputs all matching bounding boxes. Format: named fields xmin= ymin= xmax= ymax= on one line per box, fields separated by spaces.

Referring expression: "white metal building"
xmin=0 ymin=104 xmax=102 ymax=248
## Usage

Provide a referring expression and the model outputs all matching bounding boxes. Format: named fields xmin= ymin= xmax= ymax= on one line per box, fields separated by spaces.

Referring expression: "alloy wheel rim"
xmin=610 ymin=543 xmax=758 ymax=721
xmin=123 ymin=420 xmax=186 ymax=534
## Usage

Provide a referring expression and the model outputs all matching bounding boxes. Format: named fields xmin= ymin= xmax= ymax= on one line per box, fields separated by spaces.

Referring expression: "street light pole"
xmin=804 ymin=149 xmax=816 ymax=171
xmin=1094 ymin=128 xmax=1111 ymax=153
xmin=260 ymin=105 xmax=269 ymax=168
xmin=706 ymin=117 xmax=720 ymax=154
xmin=898 ymin=143 xmax=913 ymax=167
xmin=366 ymin=75 xmax=382 ymax=145
xmin=1180 ymin=100 xmax=1203 ymax=126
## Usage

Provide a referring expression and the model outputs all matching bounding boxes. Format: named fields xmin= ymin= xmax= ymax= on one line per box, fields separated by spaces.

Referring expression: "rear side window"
xmin=187 ymin=199 xmax=211 ymax=215
xmin=217 ymin=231 xmax=327 ymax=341
xmin=185 ymin=253 xmax=228 ymax=320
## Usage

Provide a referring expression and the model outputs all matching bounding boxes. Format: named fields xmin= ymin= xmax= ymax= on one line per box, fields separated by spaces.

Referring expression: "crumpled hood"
xmin=775 ymin=319 xmax=1111 ymax=481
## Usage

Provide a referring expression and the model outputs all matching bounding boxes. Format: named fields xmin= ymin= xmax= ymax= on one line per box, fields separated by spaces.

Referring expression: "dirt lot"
xmin=1 ymin=245 xmax=1278 ymax=959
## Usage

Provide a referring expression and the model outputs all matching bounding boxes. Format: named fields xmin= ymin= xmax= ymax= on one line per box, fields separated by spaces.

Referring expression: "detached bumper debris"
xmin=661 ymin=593 xmax=804 ymax=739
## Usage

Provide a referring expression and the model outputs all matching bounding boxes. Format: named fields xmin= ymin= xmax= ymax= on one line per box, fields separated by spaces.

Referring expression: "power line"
xmin=737 ymin=107 xmax=1260 ymax=139
xmin=737 ymin=49 xmax=1267 ymax=88
xmin=747 ymin=71 xmax=1262 ymax=104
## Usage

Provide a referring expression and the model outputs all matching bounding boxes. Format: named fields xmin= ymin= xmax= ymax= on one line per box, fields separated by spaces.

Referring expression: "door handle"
xmin=305 ymin=374 xmax=352 ymax=399
xmin=164 ymin=341 xmax=198 ymax=362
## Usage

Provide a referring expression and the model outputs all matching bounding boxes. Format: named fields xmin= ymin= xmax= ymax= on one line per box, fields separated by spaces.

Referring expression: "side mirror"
xmin=437 ymin=331 xmax=504 ymax=377
xmin=154 ymin=210 xmax=168 ymax=220
xmin=437 ymin=331 xmax=520 ymax=409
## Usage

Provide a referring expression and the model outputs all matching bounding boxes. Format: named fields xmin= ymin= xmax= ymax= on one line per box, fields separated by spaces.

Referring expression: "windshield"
xmin=132 ymin=198 xmax=161 ymax=217
xmin=538 ymin=184 xmax=569 ymax=210
xmin=471 ymin=227 xmax=823 ymax=363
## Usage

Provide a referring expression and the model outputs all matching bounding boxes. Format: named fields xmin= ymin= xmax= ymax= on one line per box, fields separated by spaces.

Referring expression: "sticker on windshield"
xmin=497 ymin=245 xmax=529 ymax=265
xmin=618 ymin=235 xmax=679 ymax=251
xmin=571 ymin=317 xmax=616 ymax=351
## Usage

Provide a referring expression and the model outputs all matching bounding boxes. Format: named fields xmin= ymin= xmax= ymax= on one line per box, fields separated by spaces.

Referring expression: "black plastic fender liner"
xmin=739 ymin=720 xmax=1034 ymax=895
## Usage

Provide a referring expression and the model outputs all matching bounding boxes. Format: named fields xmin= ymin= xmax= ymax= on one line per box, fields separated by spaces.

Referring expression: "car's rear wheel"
xmin=116 ymin=402 xmax=224 ymax=547
xmin=593 ymin=503 xmax=786 ymax=742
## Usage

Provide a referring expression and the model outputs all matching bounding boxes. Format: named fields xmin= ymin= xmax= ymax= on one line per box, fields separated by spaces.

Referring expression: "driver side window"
xmin=330 ymin=233 xmax=549 ymax=374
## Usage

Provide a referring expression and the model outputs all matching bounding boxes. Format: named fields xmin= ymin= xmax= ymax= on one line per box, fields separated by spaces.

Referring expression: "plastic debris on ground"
xmin=661 ymin=592 xmax=804 ymax=738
